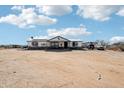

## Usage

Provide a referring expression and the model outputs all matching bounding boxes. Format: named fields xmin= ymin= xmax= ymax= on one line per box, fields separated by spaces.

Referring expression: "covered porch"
xmin=48 ymin=36 xmax=70 ymax=49
xmin=50 ymin=41 xmax=70 ymax=48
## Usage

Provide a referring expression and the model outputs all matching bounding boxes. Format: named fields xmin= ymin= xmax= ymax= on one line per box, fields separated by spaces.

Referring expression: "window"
xmin=32 ymin=41 xmax=38 ymax=47
xmin=41 ymin=43 xmax=46 ymax=46
xmin=73 ymin=42 xmax=78 ymax=47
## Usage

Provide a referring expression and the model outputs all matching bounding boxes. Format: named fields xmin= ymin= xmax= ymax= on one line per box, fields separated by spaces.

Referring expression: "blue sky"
xmin=0 ymin=5 xmax=124 ymax=45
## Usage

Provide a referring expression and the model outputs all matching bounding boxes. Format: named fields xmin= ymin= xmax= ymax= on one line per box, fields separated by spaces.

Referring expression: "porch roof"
xmin=48 ymin=36 xmax=70 ymax=42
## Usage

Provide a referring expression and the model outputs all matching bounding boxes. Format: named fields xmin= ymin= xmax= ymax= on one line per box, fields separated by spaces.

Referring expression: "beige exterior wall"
xmin=27 ymin=41 xmax=50 ymax=47
xmin=38 ymin=41 xmax=49 ymax=47
xmin=27 ymin=41 xmax=82 ymax=48
xmin=69 ymin=42 xmax=73 ymax=47
xmin=69 ymin=41 xmax=82 ymax=47
xmin=47 ymin=42 xmax=50 ymax=47
xmin=27 ymin=41 xmax=32 ymax=47
xmin=77 ymin=42 xmax=82 ymax=47
xmin=59 ymin=42 xmax=64 ymax=47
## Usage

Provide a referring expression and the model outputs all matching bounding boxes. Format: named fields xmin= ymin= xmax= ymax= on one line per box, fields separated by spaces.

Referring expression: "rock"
xmin=13 ymin=71 xmax=16 ymax=73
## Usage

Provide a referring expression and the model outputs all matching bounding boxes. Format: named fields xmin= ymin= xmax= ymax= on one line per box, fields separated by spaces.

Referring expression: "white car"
xmin=96 ymin=45 xmax=105 ymax=50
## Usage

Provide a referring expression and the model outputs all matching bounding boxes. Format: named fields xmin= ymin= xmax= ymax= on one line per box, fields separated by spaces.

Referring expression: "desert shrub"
xmin=107 ymin=46 xmax=120 ymax=51
xmin=119 ymin=45 xmax=124 ymax=51
xmin=107 ymin=42 xmax=124 ymax=51
xmin=0 ymin=45 xmax=23 ymax=49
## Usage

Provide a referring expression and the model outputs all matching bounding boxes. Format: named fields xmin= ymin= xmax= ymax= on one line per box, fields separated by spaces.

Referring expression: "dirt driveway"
xmin=0 ymin=49 xmax=124 ymax=87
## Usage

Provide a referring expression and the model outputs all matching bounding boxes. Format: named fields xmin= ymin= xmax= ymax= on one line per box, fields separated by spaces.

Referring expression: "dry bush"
xmin=108 ymin=46 xmax=121 ymax=51
xmin=119 ymin=45 xmax=124 ymax=51
xmin=107 ymin=43 xmax=124 ymax=52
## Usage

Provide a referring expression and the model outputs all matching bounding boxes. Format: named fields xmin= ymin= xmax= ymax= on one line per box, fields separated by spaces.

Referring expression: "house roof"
xmin=69 ymin=39 xmax=82 ymax=42
xmin=27 ymin=39 xmax=48 ymax=42
xmin=48 ymin=36 xmax=70 ymax=41
xmin=27 ymin=36 xmax=82 ymax=42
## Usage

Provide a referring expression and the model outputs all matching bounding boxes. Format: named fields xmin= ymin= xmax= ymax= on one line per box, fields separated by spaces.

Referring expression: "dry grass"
xmin=0 ymin=49 xmax=124 ymax=88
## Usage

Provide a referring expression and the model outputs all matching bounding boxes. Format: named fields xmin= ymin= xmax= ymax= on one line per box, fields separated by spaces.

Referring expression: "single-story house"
xmin=27 ymin=36 xmax=82 ymax=49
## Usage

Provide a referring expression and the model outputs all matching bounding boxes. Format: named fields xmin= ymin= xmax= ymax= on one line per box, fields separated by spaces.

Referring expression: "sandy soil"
xmin=0 ymin=49 xmax=124 ymax=88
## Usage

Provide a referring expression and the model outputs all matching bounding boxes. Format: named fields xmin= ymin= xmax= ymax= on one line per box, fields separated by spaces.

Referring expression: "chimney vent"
xmin=31 ymin=36 xmax=33 ymax=39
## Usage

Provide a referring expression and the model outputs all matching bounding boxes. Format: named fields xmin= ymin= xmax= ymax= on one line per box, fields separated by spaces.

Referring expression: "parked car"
xmin=96 ymin=45 xmax=105 ymax=50
xmin=88 ymin=42 xmax=95 ymax=50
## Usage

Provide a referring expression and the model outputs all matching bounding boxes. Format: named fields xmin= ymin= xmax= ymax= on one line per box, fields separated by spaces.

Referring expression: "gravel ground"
xmin=0 ymin=49 xmax=124 ymax=88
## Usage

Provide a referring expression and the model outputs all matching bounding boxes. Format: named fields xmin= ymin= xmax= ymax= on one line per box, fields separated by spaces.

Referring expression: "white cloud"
xmin=31 ymin=25 xmax=91 ymax=40
xmin=34 ymin=36 xmax=49 ymax=39
xmin=77 ymin=5 xmax=119 ymax=21
xmin=47 ymin=25 xmax=91 ymax=37
xmin=110 ymin=36 xmax=124 ymax=44
xmin=0 ymin=8 xmax=57 ymax=28
xmin=116 ymin=7 xmax=124 ymax=16
xmin=36 ymin=5 xmax=72 ymax=16
xmin=11 ymin=5 xmax=25 ymax=11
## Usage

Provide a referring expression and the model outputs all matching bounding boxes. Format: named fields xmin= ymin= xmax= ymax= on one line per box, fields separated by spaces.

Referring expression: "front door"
xmin=64 ymin=42 xmax=68 ymax=48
